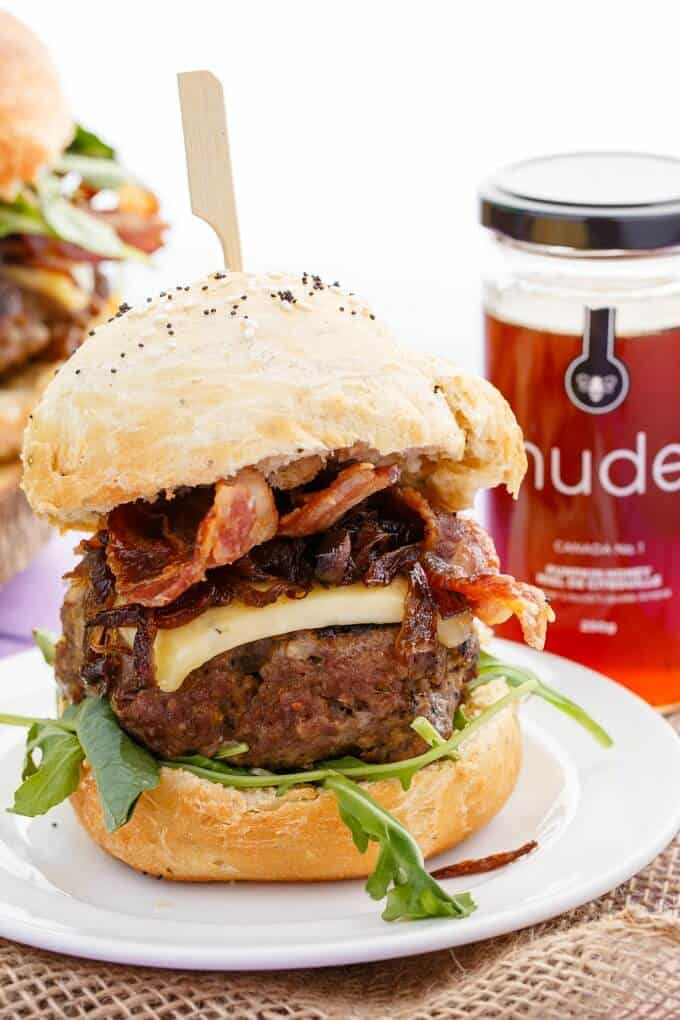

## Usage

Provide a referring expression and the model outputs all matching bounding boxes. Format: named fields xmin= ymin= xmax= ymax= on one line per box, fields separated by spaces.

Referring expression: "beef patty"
xmin=57 ymin=581 xmax=479 ymax=768
xmin=0 ymin=270 xmax=111 ymax=379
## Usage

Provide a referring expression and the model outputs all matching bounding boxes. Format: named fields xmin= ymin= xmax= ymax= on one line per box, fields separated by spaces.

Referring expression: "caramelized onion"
xmin=395 ymin=562 xmax=438 ymax=672
xmin=430 ymin=841 xmax=538 ymax=879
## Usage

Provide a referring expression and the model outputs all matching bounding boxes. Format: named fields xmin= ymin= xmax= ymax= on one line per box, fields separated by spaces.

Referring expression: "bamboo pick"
xmin=177 ymin=70 xmax=243 ymax=271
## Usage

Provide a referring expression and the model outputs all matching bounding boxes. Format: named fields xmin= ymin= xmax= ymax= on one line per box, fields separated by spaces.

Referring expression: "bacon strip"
xmin=430 ymin=841 xmax=538 ymax=879
xmin=277 ymin=463 xmax=400 ymax=538
xmin=389 ymin=489 xmax=553 ymax=650
xmin=96 ymin=211 xmax=166 ymax=254
xmin=450 ymin=574 xmax=555 ymax=650
xmin=106 ymin=469 xmax=278 ymax=607
xmin=199 ymin=470 xmax=278 ymax=568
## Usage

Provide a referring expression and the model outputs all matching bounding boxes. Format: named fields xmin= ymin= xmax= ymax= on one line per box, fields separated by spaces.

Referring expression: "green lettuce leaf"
xmin=37 ymin=175 xmax=146 ymax=261
xmin=324 ymin=774 xmax=476 ymax=921
xmin=0 ymin=192 xmax=50 ymax=240
xmin=76 ymin=698 xmax=160 ymax=832
xmin=56 ymin=154 xmax=129 ymax=191
xmin=67 ymin=124 xmax=115 ymax=160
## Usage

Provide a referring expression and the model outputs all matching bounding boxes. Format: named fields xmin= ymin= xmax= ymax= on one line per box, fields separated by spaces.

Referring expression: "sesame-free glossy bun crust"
xmin=69 ymin=685 xmax=520 ymax=882
xmin=23 ymin=271 xmax=526 ymax=528
xmin=0 ymin=12 xmax=73 ymax=197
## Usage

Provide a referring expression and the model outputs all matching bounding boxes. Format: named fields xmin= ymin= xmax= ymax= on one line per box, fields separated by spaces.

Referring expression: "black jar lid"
xmin=479 ymin=152 xmax=680 ymax=251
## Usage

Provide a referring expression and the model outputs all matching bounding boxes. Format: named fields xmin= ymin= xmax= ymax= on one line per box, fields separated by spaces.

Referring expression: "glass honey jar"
xmin=480 ymin=153 xmax=680 ymax=710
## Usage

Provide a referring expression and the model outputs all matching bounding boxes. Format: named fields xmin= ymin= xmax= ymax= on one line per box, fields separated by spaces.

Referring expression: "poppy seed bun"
xmin=0 ymin=12 xmax=73 ymax=198
xmin=22 ymin=271 xmax=526 ymax=528
xmin=69 ymin=681 xmax=521 ymax=882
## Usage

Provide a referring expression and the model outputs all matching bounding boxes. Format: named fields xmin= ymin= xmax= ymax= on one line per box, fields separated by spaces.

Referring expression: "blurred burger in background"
xmin=0 ymin=10 xmax=165 ymax=583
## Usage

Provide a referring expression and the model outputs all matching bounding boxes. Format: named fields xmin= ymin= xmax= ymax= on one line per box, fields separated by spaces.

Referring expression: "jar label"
xmin=485 ymin=309 xmax=680 ymax=707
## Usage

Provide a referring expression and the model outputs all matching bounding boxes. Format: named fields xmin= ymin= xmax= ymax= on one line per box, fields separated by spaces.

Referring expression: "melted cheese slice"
xmin=147 ymin=580 xmax=472 ymax=693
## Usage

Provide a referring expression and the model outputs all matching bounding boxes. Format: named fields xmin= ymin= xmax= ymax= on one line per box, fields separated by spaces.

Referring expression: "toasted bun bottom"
xmin=0 ymin=462 xmax=50 ymax=585
xmin=69 ymin=691 xmax=521 ymax=882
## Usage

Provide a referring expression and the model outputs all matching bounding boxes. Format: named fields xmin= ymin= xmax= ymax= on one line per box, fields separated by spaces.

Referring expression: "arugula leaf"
xmin=76 ymin=698 xmax=159 ymax=832
xmin=323 ymin=679 xmax=539 ymax=784
xmin=162 ymin=758 xmax=331 ymax=788
xmin=317 ymin=755 xmax=367 ymax=770
xmin=320 ymin=754 xmax=427 ymax=792
xmin=37 ymin=176 xmax=146 ymax=261
xmin=0 ymin=712 xmax=56 ymax=729
xmin=67 ymin=124 xmax=115 ymax=160
xmin=472 ymin=652 xmax=613 ymax=748
xmin=324 ymin=774 xmax=476 ymax=922
xmin=0 ymin=706 xmax=76 ymax=733
xmin=2 ymin=694 xmax=159 ymax=832
xmin=453 ymin=704 xmax=472 ymax=731
xmin=56 ymin=154 xmax=129 ymax=191
xmin=9 ymin=722 xmax=83 ymax=818
xmin=33 ymin=629 xmax=58 ymax=667
xmin=169 ymin=753 xmax=256 ymax=776
xmin=411 ymin=715 xmax=459 ymax=755
xmin=214 ymin=741 xmax=250 ymax=761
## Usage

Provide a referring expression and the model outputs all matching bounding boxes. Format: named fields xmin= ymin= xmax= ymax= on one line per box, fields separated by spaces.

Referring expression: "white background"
xmin=8 ymin=0 xmax=680 ymax=372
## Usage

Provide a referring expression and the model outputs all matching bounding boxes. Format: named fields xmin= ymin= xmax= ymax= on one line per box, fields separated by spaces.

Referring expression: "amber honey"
xmin=485 ymin=313 xmax=680 ymax=709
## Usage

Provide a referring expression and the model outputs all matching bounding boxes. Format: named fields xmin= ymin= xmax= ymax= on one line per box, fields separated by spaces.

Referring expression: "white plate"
xmin=0 ymin=640 xmax=677 ymax=970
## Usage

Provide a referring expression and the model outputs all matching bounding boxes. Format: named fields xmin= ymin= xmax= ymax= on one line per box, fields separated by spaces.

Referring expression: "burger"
xmin=0 ymin=10 xmax=164 ymax=582
xmin=15 ymin=271 xmax=609 ymax=922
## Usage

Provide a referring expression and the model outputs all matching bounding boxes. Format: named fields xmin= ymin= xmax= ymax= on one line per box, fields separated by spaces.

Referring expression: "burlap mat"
xmin=0 ymin=718 xmax=677 ymax=1020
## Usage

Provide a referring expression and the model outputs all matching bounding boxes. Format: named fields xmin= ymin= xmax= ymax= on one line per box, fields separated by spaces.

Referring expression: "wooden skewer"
xmin=177 ymin=70 xmax=243 ymax=271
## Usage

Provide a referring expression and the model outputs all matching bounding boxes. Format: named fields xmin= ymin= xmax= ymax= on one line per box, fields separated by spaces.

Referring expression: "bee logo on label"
xmin=565 ymin=307 xmax=630 ymax=414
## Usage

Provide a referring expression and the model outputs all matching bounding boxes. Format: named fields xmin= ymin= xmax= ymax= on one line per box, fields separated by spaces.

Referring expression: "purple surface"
xmin=0 ymin=534 xmax=77 ymax=658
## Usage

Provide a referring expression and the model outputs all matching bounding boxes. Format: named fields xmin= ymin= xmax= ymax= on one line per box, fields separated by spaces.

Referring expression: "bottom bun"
xmin=69 ymin=682 xmax=521 ymax=882
xmin=0 ymin=462 xmax=51 ymax=585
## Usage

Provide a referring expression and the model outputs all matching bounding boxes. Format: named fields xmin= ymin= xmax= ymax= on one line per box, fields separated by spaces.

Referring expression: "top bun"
xmin=22 ymin=271 xmax=526 ymax=529
xmin=0 ymin=11 xmax=73 ymax=198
